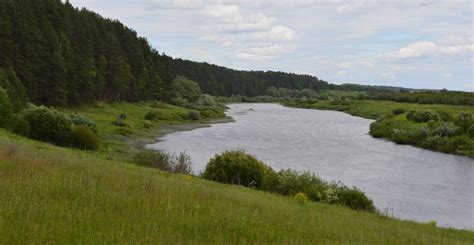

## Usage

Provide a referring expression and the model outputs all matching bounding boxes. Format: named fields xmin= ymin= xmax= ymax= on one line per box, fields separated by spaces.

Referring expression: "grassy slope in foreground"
xmin=1 ymin=130 xmax=474 ymax=243
xmin=285 ymin=100 xmax=474 ymax=157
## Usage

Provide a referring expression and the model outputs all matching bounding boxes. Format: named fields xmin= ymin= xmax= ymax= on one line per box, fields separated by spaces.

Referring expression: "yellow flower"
xmin=294 ymin=192 xmax=309 ymax=204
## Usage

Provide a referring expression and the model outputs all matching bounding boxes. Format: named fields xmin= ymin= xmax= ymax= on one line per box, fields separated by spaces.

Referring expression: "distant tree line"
xmin=360 ymin=90 xmax=474 ymax=106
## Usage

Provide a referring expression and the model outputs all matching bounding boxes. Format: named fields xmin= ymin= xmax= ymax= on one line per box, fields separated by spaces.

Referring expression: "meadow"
xmin=1 ymin=129 xmax=473 ymax=243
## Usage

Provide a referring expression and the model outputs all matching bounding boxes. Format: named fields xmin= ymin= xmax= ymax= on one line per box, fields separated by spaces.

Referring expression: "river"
xmin=147 ymin=103 xmax=474 ymax=230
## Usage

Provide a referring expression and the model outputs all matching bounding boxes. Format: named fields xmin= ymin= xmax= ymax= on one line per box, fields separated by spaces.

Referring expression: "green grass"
xmin=300 ymin=100 xmax=474 ymax=120
xmin=1 ymin=130 xmax=473 ymax=243
xmin=58 ymin=101 xmax=226 ymax=160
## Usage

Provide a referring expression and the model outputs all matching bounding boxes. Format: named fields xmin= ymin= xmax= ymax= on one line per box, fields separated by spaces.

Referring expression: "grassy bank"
xmin=285 ymin=100 xmax=474 ymax=157
xmin=1 ymin=130 xmax=473 ymax=243
xmin=60 ymin=101 xmax=229 ymax=160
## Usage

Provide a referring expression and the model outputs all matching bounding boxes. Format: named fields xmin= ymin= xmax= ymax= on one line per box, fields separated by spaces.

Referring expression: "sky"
xmin=68 ymin=0 xmax=473 ymax=91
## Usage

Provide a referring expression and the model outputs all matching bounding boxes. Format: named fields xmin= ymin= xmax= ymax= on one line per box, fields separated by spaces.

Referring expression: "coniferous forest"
xmin=0 ymin=0 xmax=332 ymax=106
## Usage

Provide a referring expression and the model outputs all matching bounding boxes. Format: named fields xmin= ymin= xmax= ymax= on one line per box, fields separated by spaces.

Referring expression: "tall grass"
xmin=0 ymin=131 xmax=473 ymax=243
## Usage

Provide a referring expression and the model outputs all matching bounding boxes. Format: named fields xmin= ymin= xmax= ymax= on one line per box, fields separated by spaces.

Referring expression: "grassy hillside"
xmin=1 ymin=130 xmax=473 ymax=243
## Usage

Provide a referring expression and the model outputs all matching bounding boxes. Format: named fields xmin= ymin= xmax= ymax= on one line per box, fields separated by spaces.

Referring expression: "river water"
xmin=147 ymin=103 xmax=474 ymax=230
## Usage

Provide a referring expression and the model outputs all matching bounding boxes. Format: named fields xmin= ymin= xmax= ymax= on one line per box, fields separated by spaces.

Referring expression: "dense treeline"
xmin=361 ymin=90 xmax=474 ymax=106
xmin=0 ymin=0 xmax=169 ymax=106
xmin=167 ymin=58 xmax=331 ymax=97
xmin=0 ymin=0 xmax=331 ymax=106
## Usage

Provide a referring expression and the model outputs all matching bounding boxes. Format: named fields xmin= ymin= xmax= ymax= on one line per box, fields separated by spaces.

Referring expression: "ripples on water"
xmin=148 ymin=103 xmax=474 ymax=230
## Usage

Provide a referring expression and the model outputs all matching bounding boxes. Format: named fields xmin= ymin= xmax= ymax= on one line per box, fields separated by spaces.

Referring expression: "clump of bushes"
xmin=454 ymin=112 xmax=473 ymax=130
xmin=202 ymin=150 xmax=271 ymax=188
xmin=133 ymin=150 xmax=192 ymax=174
xmin=9 ymin=105 xmax=100 ymax=150
xmin=187 ymin=110 xmax=201 ymax=121
xmin=119 ymin=113 xmax=128 ymax=120
xmin=392 ymin=108 xmax=405 ymax=115
xmin=70 ymin=114 xmax=97 ymax=133
xmin=407 ymin=110 xmax=439 ymax=123
xmin=202 ymin=150 xmax=375 ymax=212
xmin=145 ymin=111 xmax=158 ymax=120
xmin=70 ymin=125 xmax=100 ymax=150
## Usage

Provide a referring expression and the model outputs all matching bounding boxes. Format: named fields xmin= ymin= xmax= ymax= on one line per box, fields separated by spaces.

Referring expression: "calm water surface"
xmin=148 ymin=103 xmax=474 ymax=229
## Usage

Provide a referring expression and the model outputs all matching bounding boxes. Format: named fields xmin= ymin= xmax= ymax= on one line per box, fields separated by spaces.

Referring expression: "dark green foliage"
xmin=0 ymin=88 xmax=13 ymax=127
xmin=392 ymin=108 xmax=405 ymax=115
xmin=167 ymin=76 xmax=202 ymax=104
xmin=145 ymin=111 xmax=157 ymax=120
xmin=366 ymin=90 xmax=474 ymax=106
xmin=202 ymin=150 xmax=271 ymax=188
xmin=70 ymin=114 xmax=98 ymax=133
xmin=407 ymin=110 xmax=439 ymax=123
xmin=454 ymin=112 xmax=473 ymax=131
xmin=143 ymin=121 xmax=152 ymax=129
xmin=119 ymin=113 xmax=128 ymax=120
xmin=112 ymin=118 xmax=128 ymax=127
xmin=0 ymin=67 xmax=28 ymax=110
xmin=15 ymin=105 xmax=72 ymax=145
xmin=187 ymin=110 xmax=201 ymax=121
xmin=261 ymin=168 xmax=375 ymax=211
xmin=70 ymin=125 xmax=100 ymax=150
xmin=133 ymin=150 xmax=192 ymax=174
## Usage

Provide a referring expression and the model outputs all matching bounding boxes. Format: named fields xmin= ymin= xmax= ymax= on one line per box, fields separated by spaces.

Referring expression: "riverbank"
xmin=284 ymin=100 xmax=474 ymax=158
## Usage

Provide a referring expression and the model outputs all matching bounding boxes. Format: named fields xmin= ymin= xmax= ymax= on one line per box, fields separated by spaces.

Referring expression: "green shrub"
xmin=467 ymin=125 xmax=474 ymax=137
xmin=119 ymin=113 xmax=128 ymax=120
xmin=202 ymin=150 xmax=271 ymax=188
xmin=0 ymin=88 xmax=13 ymax=128
xmin=112 ymin=118 xmax=128 ymax=127
xmin=170 ymin=96 xmax=189 ymax=107
xmin=194 ymin=94 xmax=217 ymax=107
xmin=15 ymin=105 xmax=72 ymax=145
xmin=436 ymin=110 xmax=452 ymax=122
xmin=187 ymin=110 xmax=201 ymax=121
xmin=70 ymin=125 xmax=100 ymax=150
xmin=70 ymin=114 xmax=98 ymax=133
xmin=9 ymin=114 xmax=30 ymax=136
xmin=454 ymin=112 xmax=473 ymax=130
xmin=392 ymin=108 xmax=405 ymax=115
xmin=407 ymin=110 xmax=439 ymax=123
xmin=332 ymin=184 xmax=375 ymax=212
xmin=422 ymin=136 xmax=448 ymax=150
xmin=133 ymin=150 xmax=192 ymax=174
xmin=432 ymin=123 xmax=456 ymax=137
xmin=143 ymin=121 xmax=153 ymax=129
xmin=145 ymin=111 xmax=157 ymax=120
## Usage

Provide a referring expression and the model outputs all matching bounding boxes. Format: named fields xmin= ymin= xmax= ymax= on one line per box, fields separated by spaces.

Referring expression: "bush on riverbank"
xmin=203 ymin=150 xmax=375 ymax=212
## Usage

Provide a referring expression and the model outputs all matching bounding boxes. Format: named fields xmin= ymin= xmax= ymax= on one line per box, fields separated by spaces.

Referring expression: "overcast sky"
xmin=69 ymin=0 xmax=473 ymax=91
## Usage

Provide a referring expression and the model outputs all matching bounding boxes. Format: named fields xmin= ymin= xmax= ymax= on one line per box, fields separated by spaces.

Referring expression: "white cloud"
xmin=441 ymin=73 xmax=454 ymax=79
xmin=337 ymin=5 xmax=353 ymax=13
xmin=251 ymin=25 xmax=296 ymax=41
xmin=203 ymin=4 xmax=240 ymax=19
xmin=336 ymin=70 xmax=347 ymax=76
xmin=145 ymin=0 xmax=204 ymax=10
xmin=380 ymin=72 xmax=395 ymax=80
xmin=235 ymin=44 xmax=290 ymax=60
xmin=379 ymin=41 xmax=474 ymax=59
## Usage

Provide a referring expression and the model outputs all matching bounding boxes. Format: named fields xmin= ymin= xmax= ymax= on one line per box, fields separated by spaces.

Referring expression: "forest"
xmin=0 ymin=0 xmax=333 ymax=107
